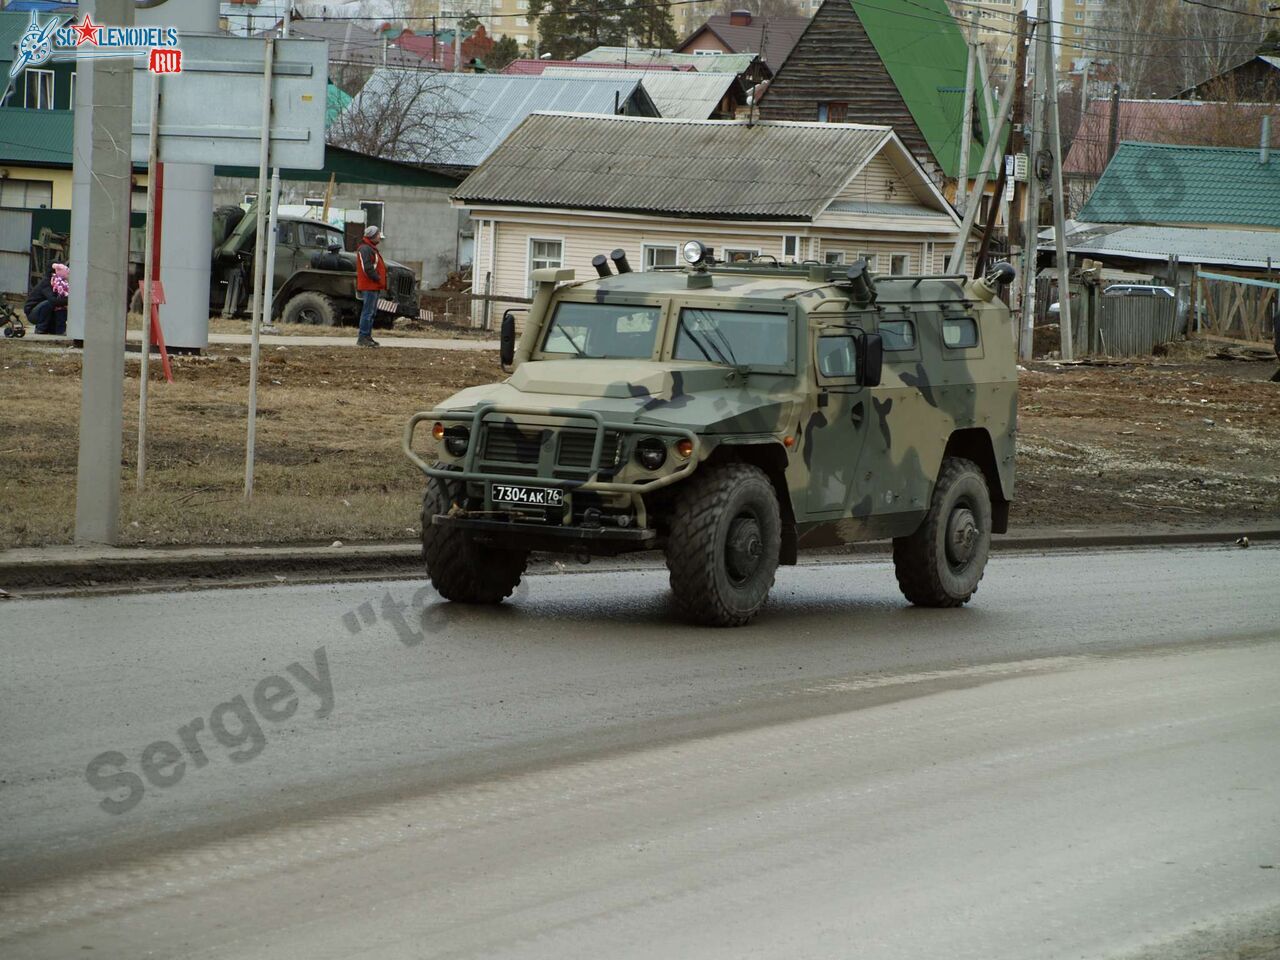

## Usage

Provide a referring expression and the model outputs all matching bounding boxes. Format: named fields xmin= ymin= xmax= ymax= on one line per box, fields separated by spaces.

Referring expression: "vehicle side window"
xmin=879 ymin=319 xmax=916 ymax=351
xmin=817 ymin=335 xmax=858 ymax=379
xmin=300 ymin=223 xmax=335 ymax=248
xmin=276 ymin=222 xmax=297 ymax=245
xmin=942 ymin=316 xmax=979 ymax=349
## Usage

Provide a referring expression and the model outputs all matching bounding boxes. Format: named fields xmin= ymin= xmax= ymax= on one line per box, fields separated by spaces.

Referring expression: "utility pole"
xmin=245 ymin=38 xmax=275 ymax=499
xmin=1079 ymin=57 xmax=1091 ymax=114
xmin=262 ymin=5 xmax=291 ymax=342
xmin=1106 ymin=82 xmax=1121 ymax=165
xmin=1008 ymin=11 xmax=1029 ymax=251
xmin=956 ymin=7 xmax=977 ymax=220
xmin=1019 ymin=0 xmax=1049 ymax=362
xmin=1045 ymin=16 xmax=1075 ymax=361
xmin=72 ymin=0 xmax=134 ymax=544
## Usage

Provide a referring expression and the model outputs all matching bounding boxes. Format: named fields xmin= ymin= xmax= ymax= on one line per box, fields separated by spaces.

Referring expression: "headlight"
xmin=682 ymin=240 xmax=707 ymax=265
xmin=635 ymin=437 xmax=667 ymax=471
xmin=443 ymin=426 xmax=469 ymax=457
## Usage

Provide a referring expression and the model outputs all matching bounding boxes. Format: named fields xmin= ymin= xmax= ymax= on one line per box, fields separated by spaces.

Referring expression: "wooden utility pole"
xmin=1019 ymin=4 xmax=1047 ymax=361
xmin=1106 ymin=82 xmax=1121 ymax=164
xmin=1008 ymin=11 xmax=1030 ymax=250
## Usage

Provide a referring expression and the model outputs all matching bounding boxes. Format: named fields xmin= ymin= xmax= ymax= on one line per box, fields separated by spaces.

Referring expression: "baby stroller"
xmin=1 ymin=300 xmax=26 ymax=338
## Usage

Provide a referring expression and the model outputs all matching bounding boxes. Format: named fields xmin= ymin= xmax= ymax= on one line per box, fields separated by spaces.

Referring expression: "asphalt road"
xmin=2 ymin=545 xmax=1278 ymax=959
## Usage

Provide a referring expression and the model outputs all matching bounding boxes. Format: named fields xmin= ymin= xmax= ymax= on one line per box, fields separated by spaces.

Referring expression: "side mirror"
xmin=859 ymin=333 xmax=883 ymax=388
xmin=499 ymin=310 xmax=517 ymax=371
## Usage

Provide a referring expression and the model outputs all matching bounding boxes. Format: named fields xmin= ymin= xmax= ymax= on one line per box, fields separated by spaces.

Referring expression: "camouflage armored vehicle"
xmin=404 ymin=243 xmax=1017 ymax=626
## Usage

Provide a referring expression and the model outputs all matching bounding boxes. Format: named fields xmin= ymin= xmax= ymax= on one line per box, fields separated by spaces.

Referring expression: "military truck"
xmin=211 ymin=206 xmax=420 ymax=325
xmin=403 ymin=243 xmax=1017 ymax=626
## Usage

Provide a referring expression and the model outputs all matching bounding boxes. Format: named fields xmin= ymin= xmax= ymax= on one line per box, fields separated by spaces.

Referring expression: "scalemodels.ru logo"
xmin=8 ymin=11 xmax=183 ymax=80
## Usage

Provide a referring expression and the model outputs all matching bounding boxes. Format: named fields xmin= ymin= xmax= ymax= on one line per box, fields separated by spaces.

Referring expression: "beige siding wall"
xmin=466 ymin=209 xmax=968 ymax=328
xmin=835 ymin=154 xmax=913 ymax=205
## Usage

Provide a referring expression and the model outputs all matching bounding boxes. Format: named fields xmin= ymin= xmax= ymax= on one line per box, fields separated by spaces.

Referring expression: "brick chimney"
xmin=729 ymin=9 xmax=752 ymax=26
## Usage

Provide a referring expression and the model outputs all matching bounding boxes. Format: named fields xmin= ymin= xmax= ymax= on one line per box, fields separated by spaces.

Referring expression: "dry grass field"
xmin=1 ymin=337 xmax=1277 ymax=549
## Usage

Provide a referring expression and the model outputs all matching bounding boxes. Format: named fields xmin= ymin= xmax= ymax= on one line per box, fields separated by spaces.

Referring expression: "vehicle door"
xmin=272 ymin=221 xmax=301 ymax=289
xmin=803 ymin=315 xmax=874 ymax=517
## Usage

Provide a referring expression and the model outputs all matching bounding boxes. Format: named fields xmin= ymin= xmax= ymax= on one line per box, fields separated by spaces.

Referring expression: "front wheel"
xmin=893 ymin=457 xmax=992 ymax=607
xmin=665 ymin=463 xmax=781 ymax=627
xmin=282 ymin=291 xmax=339 ymax=327
xmin=422 ymin=476 xmax=528 ymax=604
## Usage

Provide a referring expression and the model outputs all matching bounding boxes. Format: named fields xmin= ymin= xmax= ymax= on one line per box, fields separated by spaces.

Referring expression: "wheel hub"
xmin=725 ymin=516 xmax=763 ymax=583
xmin=945 ymin=506 xmax=979 ymax=567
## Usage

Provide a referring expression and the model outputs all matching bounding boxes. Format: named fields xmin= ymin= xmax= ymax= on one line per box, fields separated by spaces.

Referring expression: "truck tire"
xmin=893 ymin=457 xmax=991 ymax=607
xmin=282 ymin=291 xmax=339 ymax=327
xmin=665 ymin=463 xmax=781 ymax=627
xmin=422 ymin=475 xmax=527 ymax=604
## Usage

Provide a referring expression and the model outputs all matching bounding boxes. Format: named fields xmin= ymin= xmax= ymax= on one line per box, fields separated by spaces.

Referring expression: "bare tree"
xmin=327 ymin=68 xmax=475 ymax=165
xmin=1091 ymin=0 xmax=1269 ymax=97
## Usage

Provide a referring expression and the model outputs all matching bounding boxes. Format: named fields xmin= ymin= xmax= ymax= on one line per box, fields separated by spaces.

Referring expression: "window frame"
xmin=526 ymin=235 xmax=565 ymax=296
xmin=721 ymin=247 xmax=760 ymax=264
xmin=25 ymin=68 xmax=54 ymax=109
xmin=782 ymin=234 xmax=800 ymax=262
xmin=940 ymin=313 xmax=983 ymax=358
xmin=824 ymin=251 xmax=845 ymax=266
xmin=890 ymin=253 xmax=910 ymax=275
xmin=641 ymin=243 xmax=679 ymax=271
xmin=533 ymin=296 xmax=668 ymax=362
xmin=878 ymin=317 xmax=920 ymax=357
xmin=359 ymin=199 xmax=385 ymax=233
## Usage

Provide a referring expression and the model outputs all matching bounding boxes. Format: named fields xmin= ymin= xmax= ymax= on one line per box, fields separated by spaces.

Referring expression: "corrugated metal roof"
xmin=542 ymin=67 xmax=741 ymax=119
xmin=677 ymin=14 xmax=810 ymax=69
xmin=1079 ymin=141 xmax=1280 ymax=228
xmin=576 ymin=47 xmax=762 ymax=77
xmin=454 ymin=113 xmax=892 ymax=220
xmin=0 ymin=107 xmax=72 ymax=165
xmin=345 ymin=71 xmax=658 ymax=168
xmin=1044 ymin=222 xmax=1280 ymax=270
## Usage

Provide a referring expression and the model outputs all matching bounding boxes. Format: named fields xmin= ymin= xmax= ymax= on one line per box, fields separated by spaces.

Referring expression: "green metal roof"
xmin=325 ymin=82 xmax=352 ymax=128
xmin=1079 ymin=141 xmax=1280 ymax=228
xmin=0 ymin=107 xmax=73 ymax=165
xmin=849 ymin=0 xmax=993 ymax=180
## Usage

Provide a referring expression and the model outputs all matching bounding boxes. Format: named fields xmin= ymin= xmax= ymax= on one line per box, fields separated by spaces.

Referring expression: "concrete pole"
xmin=245 ymin=38 xmax=275 ymax=500
xmin=948 ymin=73 xmax=1018 ymax=272
xmin=1019 ymin=0 xmax=1049 ymax=362
xmin=72 ymin=0 xmax=134 ymax=545
xmin=1045 ymin=27 xmax=1075 ymax=361
xmin=955 ymin=8 xmax=976 ymax=220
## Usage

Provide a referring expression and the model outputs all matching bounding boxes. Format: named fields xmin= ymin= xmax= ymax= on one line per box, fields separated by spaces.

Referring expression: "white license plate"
xmin=492 ymin=484 xmax=564 ymax=507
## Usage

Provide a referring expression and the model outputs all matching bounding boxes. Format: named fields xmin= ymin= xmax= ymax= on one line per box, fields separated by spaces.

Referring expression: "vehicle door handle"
xmin=850 ymin=401 xmax=865 ymax=427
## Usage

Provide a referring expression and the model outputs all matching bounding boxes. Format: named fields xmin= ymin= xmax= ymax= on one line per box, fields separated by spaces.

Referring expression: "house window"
xmin=890 ymin=254 xmax=909 ymax=275
xmin=723 ymin=248 xmax=759 ymax=263
xmin=360 ymin=200 xmax=385 ymax=232
xmin=782 ymin=234 xmax=800 ymax=262
xmin=856 ymin=252 xmax=877 ymax=271
xmin=824 ymin=251 xmax=845 ymax=265
xmin=817 ymin=101 xmax=848 ymax=123
xmin=304 ymin=197 xmax=326 ymax=208
xmin=642 ymin=244 xmax=679 ymax=271
xmin=243 ymin=193 xmax=258 ymax=205
xmin=528 ymin=237 xmax=564 ymax=292
xmin=0 ymin=177 xmax=54 ymax=208
xmin=25 ymin=69 xmax=54 ymax=109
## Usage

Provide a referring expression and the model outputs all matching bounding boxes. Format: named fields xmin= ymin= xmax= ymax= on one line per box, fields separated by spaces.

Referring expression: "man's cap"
xmin=363 ymin=226 xmax=379 ymax=239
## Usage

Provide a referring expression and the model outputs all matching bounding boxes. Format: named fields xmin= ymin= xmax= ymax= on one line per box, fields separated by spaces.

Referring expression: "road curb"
xmin=2 ymin=527 xmax=1276 ymax=592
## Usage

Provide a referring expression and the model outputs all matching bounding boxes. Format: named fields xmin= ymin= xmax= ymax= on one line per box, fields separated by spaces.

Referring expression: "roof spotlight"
xmin=683 ymin=240 xmax=709 ymax=266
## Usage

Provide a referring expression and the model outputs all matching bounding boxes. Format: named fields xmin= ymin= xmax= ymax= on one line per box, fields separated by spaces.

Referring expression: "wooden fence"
xmin=1197 ymin=271 xmax=1278 ymax=343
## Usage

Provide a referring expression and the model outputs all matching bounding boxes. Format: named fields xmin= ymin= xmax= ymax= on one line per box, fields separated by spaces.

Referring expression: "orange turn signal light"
xmin=675 ymin=438 xmax=694 ymax=459
xmin=783 ymin=435 xmax=795 ymax=448
xmin=431 ymin=422 xmax=445 ymax=441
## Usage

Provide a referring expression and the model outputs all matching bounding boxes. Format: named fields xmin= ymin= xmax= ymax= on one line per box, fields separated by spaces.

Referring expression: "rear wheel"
xmin=282 ymin=291 xmax=339 ymax=327
xmin=893 ymin=457 xmax=991 ymax=607
xmin=665 ymin=463 xmax=781 ymax=627
xmin=422 ymin=474 xmax=527 ymax=604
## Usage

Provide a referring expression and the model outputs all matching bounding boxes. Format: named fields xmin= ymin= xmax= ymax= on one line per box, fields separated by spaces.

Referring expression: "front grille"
xmin=556 ymin=430 xmax=622 ymax=470
xmin=481 ymin=424 xmax=545 ymax=464
xmin=390 ymin=271 xmax=415 ymax=300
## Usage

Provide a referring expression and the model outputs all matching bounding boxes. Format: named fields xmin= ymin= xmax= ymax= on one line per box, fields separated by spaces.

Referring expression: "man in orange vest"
xmin=355 ymin=225 xmax=387 ymax=347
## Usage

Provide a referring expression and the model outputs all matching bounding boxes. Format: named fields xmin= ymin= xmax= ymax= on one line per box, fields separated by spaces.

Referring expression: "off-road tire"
xmin=422 ymin=474 xmax=527 ymax=604
xmin=282 ymin=291 xmax=339 ymax=327
xmin=893 ymin=457 xmax=992 ymax=607
xmin=665 ymin=463 xmax=781 ymax=627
